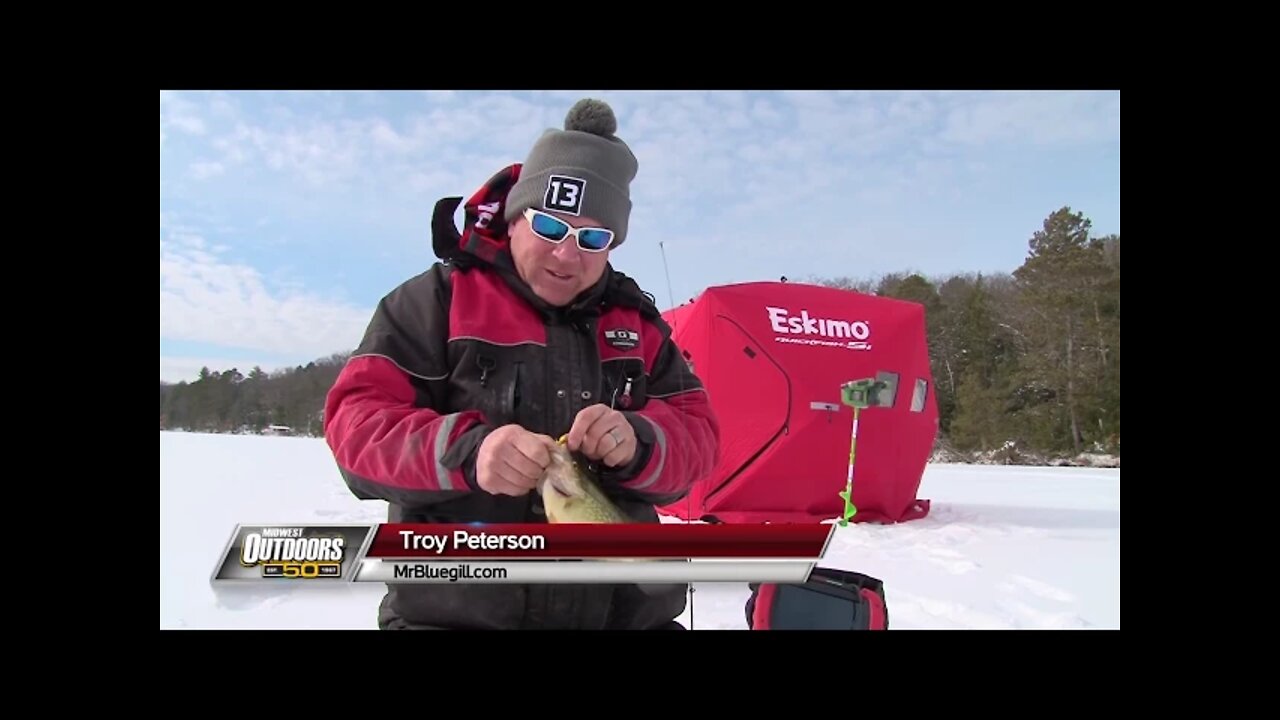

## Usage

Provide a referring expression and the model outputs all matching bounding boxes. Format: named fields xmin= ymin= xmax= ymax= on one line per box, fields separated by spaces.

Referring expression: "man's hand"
xmin=567 ymin=404 xmax=636 ymax=468
xmin=475 ymin=425 xmax=558 ymax=496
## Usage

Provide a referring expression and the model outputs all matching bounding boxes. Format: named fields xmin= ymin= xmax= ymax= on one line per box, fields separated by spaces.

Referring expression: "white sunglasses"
xmin=523 ymin=208 xmax=615 ymax=252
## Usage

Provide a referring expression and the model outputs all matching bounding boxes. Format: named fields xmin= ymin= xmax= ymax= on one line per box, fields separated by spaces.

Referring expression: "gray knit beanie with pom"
xmin=504 ymin=98 xmax=637 ymax=248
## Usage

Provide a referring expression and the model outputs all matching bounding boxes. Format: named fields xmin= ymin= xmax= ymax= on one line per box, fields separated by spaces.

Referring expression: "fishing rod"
xmin=655 ymin=237 xmax=696 ymax=627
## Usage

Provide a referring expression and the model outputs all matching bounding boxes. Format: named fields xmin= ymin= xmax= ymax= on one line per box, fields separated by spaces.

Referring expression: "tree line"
xmin=160 ymin=206 xmax=1119 ymax=459
xmin=160 ymin=354 xmax=349 ymax=438
xmin=808 ymin=206 xmax=1119 ymax=458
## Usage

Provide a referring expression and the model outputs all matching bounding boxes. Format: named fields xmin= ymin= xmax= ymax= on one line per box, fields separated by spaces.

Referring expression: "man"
xmin=323 ymin=98 xmax=721 ymax=630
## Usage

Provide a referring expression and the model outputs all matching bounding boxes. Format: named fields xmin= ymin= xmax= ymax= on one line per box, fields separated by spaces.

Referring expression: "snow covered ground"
xmin=160 ymin=431 xmax=1119 ymax=630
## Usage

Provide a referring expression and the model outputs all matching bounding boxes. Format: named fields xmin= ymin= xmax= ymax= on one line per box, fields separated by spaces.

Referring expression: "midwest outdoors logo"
xmin=211 ymin=525 xmax=373 ymax=582
xmin=766 ymin=306 xmax=872 ymax=351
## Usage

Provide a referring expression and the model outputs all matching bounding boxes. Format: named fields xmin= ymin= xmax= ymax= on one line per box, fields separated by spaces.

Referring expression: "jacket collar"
xmin=494 ymin=262 xmax=614 ymax=324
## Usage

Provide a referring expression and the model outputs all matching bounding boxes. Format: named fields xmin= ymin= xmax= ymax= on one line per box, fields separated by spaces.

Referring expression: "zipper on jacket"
xmin=609 ymin=364 xmax=641 ymax=410
xmin=476 ymin=355 xmax=496 ymax=388
xmin=512 ymin=361 xmax=523 ymax=411
xmin=619 ymin=368 xmax=639 ymax=409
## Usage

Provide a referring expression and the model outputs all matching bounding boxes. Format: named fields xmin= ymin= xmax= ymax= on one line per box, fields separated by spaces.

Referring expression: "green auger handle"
xmin=841 ymin=378 xmax=886 ymax=409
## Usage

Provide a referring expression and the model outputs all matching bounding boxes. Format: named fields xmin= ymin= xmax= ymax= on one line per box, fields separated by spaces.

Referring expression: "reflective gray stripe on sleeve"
xmin=630 ymin=417 xmax=667 ymax=491
xmin=433 ymin=412 xmax=462 ymax=491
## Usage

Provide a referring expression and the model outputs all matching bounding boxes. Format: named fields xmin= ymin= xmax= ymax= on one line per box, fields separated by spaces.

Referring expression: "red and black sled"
xmin=745 ymin=566 xmax=888 ymax=630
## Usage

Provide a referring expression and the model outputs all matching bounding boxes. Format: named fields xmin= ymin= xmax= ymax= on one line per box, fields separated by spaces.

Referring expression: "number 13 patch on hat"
xmin=545 ymin=175 xmax=585 ymax=215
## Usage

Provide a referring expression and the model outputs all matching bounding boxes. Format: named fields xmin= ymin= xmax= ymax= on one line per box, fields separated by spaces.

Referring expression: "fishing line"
xmin=658 ymin=239 xmax=694 ymax=631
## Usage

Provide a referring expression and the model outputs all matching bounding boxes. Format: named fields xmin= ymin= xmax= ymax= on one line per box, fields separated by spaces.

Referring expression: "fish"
xmin=537 ymin=436 xmax=630 ymax=524
xmin=538 ymin=437 xmax=686 ymax=598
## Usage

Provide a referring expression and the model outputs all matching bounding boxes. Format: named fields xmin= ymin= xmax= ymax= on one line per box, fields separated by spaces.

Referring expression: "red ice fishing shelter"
xmin=658 ymin=281 xmax=936 ymax=524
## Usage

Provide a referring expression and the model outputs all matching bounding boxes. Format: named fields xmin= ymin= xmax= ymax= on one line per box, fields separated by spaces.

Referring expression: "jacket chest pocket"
xmin=602 ymin=359 xmax=648 ymax=412
xmin=464 ymin=353 xmax=525 ymax=428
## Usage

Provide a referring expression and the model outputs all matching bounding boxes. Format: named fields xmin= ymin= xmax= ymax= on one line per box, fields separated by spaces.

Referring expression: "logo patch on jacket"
xmin=603 ymin=328 xmax=640 ymax=350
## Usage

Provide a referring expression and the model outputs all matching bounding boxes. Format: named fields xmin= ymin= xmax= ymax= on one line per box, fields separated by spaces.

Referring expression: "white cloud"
xmin=158 ymin=91 xmax=1118 ymax=342
xmin=205 ymin=121 xmax=360 ymax=188
xmin=370 ymin=118 xmax=422 ymax=154
xmin=940 ymin=91 xmax=1120 ymax=146
xmin=202 ymin=102 xmax=540 ymax=195
xmin=421 ymin=90 xmax=456 ymax=103
xmin=207 ymin=92 xmax=241 ymax=119
xmin=160 ymin=232 xmax=372 ymax=362
xmin=171 ymin=114 xmax=207 ymax=135
xmin=263 ymin=123 xmax=362 ymax=187
xmin=160 ymin=92 xmax=207 ymax=136
xmin=750 ymin=98 xmax=784 ymax=126
xmin=190 ymin=161 xmax=225 ymax=180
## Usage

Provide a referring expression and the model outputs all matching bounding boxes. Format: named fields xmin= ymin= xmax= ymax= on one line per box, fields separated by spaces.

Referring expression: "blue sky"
xmin=160 ymin=90 xmax=1120 ymax=384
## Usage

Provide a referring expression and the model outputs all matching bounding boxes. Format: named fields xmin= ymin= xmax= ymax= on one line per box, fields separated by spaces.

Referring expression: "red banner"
xmin=364 ymin=523 xmax=833 ymax=559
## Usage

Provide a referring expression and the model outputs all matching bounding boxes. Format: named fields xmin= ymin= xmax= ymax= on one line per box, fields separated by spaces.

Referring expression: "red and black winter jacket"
xmin=323 ymin=166 xmax=720 ymax=630
xmin=323 ymin=166 xmax=721 ymax=527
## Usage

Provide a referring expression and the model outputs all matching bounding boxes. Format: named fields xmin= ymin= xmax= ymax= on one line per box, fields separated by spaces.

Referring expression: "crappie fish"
xmin=537 ymin=437 xmax=629 ymax=524
xmin=538 ymin=437 xmax=684 ymax=598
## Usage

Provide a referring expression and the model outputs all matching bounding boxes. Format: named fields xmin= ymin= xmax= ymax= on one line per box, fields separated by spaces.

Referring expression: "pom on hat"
xmin=564 ymin=99 xmax=617 ymax=137
xmin=504 ymin=97 xmax=636 ymax=247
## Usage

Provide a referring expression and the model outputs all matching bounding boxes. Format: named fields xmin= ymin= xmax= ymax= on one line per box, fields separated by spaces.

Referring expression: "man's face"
xmin=509 ymin=208 xmax=613 ymax=307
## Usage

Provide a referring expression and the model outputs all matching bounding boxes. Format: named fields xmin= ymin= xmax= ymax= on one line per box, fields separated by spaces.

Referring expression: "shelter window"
xmin=875 ymin=371 xmax=899 ymax=408
xmin=910 ymin=379 xmax=928 ymax=412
